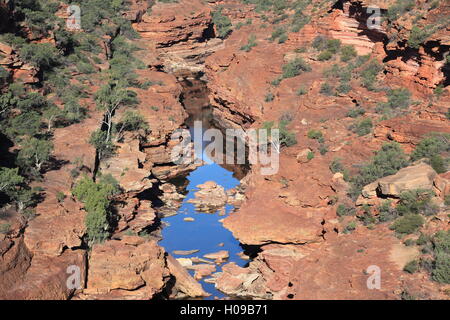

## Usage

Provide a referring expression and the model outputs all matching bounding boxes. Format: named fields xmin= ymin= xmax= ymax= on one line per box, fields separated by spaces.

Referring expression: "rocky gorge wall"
xmin=0 ymin=0 xmax=449 ymax=300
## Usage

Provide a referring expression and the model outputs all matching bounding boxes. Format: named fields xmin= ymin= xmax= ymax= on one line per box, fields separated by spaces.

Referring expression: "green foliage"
xmin=307 ymin=129 xmax=323 ymax=141
xmin=19 ymin=43 xmax=61 ymax=71
xmin=0 ymin=223 xmax=10 ymax=234
xmin=0 ymin=66 xmax=9 ymax=82
xmin=313 ymin=36 xmax=341 ymax=60
xmin=350 ymin=143 xmax=409 ymax=199
xmin=307 ymin=151 xmax=315 ymax=161
xmin=431 ymin=230 xmax=450 ymax=283
xmin=360 ymin=60 xmax=383 ymax=91
xmin=347 ymin=107 xmax=366 ymax=118
xmin=281 ymin=58 xmax=311 ymax=79
xmin=278 ymin=120 xmax=297 ymax=147
xmin=403 ymin=260 xmax=419 ymax=273
xmin=318 ymin=50 xmax=333 ymax=61
xmin=240 ymin=34 xmax=258 ymax=52
xmin=10 ymin=187 xmax=40 ymax=213
xmin=3 ymin=111 xmax=41 ymax=141
xmin=212 ymin=7 xmax=232 ymax=39
xmin=14 ymin=0 xmax=60 ymax=37
xmin=445 ymin=195 xmax=450 ymax=206
xmin=0 ymin=168 xmax=24 ymax=195
xmin=386 ymin=0 xmax=415 ymax=22
xmin=377 ymin=88 xmax=412 ymax=115
xmin=411 ymin=134 xmax=449 ymax=173
xmin=72 ymin=175 xmax=119 ymax=244
xmin=340 ymin=45 xmax=357 ymax=62
xmin=114 ymin=110 xmax=149 ymax=141
xmin=291 ymin=11 xmax=310 ymax=32
xmin=411 ymin=134 xmax=450 ymax=161
xmin=349 ymin=118 xmax=373 ymax=136
xmin=265 ymin=92 xmax=275 ymax=102
xmin=320 ymin=82 xmax=334 ymax=96
xmin=430 ymin=155 xmax=447 ymax=174
xmin=89 ymin=130 xmax=116 ymax=160
xmin=56 ymin=191 xmax=66 ymax=203
xmin=336 ymin=204 xmax=356 ymax=217
xmin=318 ymin=144 xmax=328 ymax=155
xmin=390 ymin=214 xmax=424 ymax=234
xmin=296 ymin=86 xmax=307 ymax=96
xmin=343 ymin=221 xmax=357 ymax=233
xmin=378 ymin=200 xmax=398 ymax=222
xmin=17 ymin=138 xmax=53 ymax=173
xmin=408 ymin=25 xmax=434 ymax=49
xmin=270 ymin=27 xmax=286 ymax=42
xmin=330 ymin=158 xmax=350 ymax=181
xmin=396 ymin=189 xmax=438 ymax=217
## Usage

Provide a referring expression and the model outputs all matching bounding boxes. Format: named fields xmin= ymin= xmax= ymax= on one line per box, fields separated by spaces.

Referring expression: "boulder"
xmin=166 ymin=255 xmax=209 ymax=299
xmin=187 ymin=181 xmax=228 ymax=213
xmin=360 ymin=163 xmax=437 ymax=202
xmin=82 ymin=239 xmax=167 ymax=299
xmin=378 ymin=163 xmax=437 ymax=197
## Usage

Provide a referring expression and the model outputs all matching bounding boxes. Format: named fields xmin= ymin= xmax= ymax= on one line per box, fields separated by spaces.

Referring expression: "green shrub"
xmin=350 ymin=118 xmax=373 ymax=136
xmin=378 ymin=200 xmax=398 ymax=222
xmin=378 ymin=88 xmax=412 ymax=112
xmin=72 ymin=175 xmax=119 ymax=245
xmin=431 ymin=231 xmax=450 ymax=283
xmin=19 ymin=43 xmax=61 ymax=71
xmin=0 ymin=223 xmax=10 ymax=234
xmin=212 ymin=7 xmax=232 ymax=38
xmin=17 ymin=138 xmax=53 ymax=173
xmin=270 ymin=26 xmax=286 ymax=42
xmin=390 ymin=214 xmax=424 ymax=234
xmin=278 ymin=120 xmax=297 ymax=147
xmin=408 ymin=25 xmax=434 ymax=49
xmin=89 ymin=130 xmax=116 ymax=160
xmin=296 ymin=86 xmax=307 ymax=95
xmin=336 ymin=204 xmax=356 ymax=217
xmin=114 ymin=110 xmax=149 ymax=141
xmin=307 ymin=151 xmax=315 ymax=161
xmin=343 ymin=221 xmax=357 ymax=233
xmin=386 ymin=0 xmax=415 ymax=22
xmin=320 ymin=82 xmax=334 ymax=96
xmin=0 ymin=167 xmax=24 ymax=196
xmin=312 ymin=36 xmax=327 ymax=50
xmin=278 ymin=33 xmax=288 ymax=44
xmin=347 ymin=107 xmax=366 ymax=118
xmin=336 ymin=82 xmax=351 ymax=94
xmin=318 ymin=50 xmax=333 ymax=61
xmin=445 ymin=195 xmax=450 ymax=206
xmin=319 ymin=144 xmax=328 ymax=155
xmin=350 ymin=143 xmax=409 ymax=199
xmin=411 ymin=134 xmax=450 ymax=161
xmin=265 ymin=92 xmax=275 ymax=102
xmin=430 ymin=155 xmax=447 ymax=174
xmin=360 ymin=60 xmax=383 ymax=91
xmin=403 ymin=260 xmax=419 ymax=273
xmin=396 ymin=189 xmax=438 ymax=217
xmin=340 ymin=45 xmax=357 ymax=62
xmin=281 ymin=58 xmax=311 ymax=79
xmin=307 ymin=129 xmax=323 ymax=140
xmin=240 ymin=34 xmax=258 ymax=52
xmin=56 ymin=191 xmax=66 ymax=203
xmin=0 ymin=66 xmax=9 ymax=81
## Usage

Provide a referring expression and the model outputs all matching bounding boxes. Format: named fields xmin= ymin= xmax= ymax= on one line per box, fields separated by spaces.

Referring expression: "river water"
xmin=158 ymin=78 xmax=249 ymax=299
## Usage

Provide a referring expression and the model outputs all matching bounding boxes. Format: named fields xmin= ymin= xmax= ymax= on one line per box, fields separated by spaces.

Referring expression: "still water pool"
xmin=159 ymin=163 xmax=248 ymax=299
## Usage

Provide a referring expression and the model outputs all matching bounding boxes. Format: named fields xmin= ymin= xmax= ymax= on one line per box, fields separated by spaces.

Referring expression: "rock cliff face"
xmin=133 ymin=0 xmax=224 ymax=74
xmin=200 ymin=0 xmax=449 ymax=300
